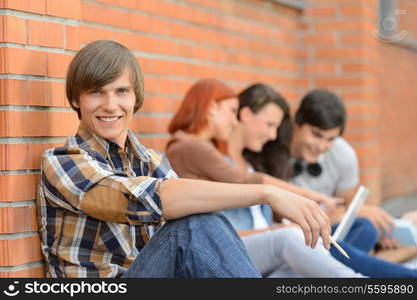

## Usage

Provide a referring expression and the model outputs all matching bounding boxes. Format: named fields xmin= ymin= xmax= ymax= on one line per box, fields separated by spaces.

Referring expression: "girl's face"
xmin=208 ymin=97 xmax=239 ymax=141
xmin=240 ymin=102 xmax=284 ymax=152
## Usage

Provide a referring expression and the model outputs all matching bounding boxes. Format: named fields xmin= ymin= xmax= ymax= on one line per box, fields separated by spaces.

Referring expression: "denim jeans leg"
xmin=122 ymin=212 xmax=261 ymax=278
xmin=331 ymin=218 xmax=379 ymax=252
xmin=330 ymin=241 xmax=417 ymax=277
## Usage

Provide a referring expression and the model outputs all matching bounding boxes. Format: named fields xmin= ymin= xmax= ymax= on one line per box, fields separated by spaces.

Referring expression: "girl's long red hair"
xmin=168 ymin=78 xmax=236 ymax=135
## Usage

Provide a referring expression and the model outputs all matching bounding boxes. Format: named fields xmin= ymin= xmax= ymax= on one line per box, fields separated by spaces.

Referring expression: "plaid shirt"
xmin=36 ymin=124 xmax=177 ymax=278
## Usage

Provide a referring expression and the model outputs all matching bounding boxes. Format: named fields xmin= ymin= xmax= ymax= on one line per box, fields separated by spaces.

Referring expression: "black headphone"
xmin=293 ymin=160 xmax=322 ymax=177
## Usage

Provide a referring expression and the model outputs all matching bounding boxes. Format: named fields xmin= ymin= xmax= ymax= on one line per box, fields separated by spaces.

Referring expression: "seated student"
xmin=36 ymin=40 xmax=332 ymax=278
xmin=241 ymin=85 xmax=417 ymax=277
xmin=290 ymin=89 xmax=396 ymax=247
xmin=166 ymin=79 xmax=364 ymax=277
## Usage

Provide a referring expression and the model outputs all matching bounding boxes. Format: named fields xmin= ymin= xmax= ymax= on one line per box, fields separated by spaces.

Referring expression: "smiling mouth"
xmin=97 ymin=116 xmax=122 ymax=122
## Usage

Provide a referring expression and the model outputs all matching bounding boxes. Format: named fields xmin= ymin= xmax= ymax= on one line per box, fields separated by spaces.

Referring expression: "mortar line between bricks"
xmin=0 ymin=231 xmax=38 ymax=240
xmin=0 ymin=200 xmax=35 ymax=208
xmin=0 ymin=260 xmax=43 ymax=272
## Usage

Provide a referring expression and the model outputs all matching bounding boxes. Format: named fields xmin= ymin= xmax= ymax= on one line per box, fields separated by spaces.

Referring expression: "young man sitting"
xmin=36 ymin=40 xmax=331 ymax=278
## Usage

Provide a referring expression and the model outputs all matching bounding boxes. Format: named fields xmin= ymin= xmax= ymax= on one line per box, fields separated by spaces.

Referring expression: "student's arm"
xmin=262 ymin=174 xmax=341 ymax=216
xmin=160 ymin=178 xmax=331 ymax=249
xmin=43 ymin=146 xmax=331 ymax=249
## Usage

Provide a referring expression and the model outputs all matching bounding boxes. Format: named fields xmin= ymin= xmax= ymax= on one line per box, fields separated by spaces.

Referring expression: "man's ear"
xmin=71 ymin=100 xmax=79 ymax=109
xmin=239 ymin=106 xmax=253 ymax=122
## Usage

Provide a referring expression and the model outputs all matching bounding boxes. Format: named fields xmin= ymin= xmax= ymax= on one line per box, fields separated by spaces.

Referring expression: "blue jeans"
xmin=122 ymin=213 xmax=261 ymax=278
xmin=331 ymin=218 xmax=417 ymax=277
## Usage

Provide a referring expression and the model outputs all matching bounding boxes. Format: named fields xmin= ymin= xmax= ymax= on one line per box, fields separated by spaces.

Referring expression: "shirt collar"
xmin=74 ymin=124 xmax=151 ymax=163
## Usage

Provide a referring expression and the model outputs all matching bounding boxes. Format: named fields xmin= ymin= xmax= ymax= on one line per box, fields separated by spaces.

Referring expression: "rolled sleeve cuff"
xmin=123 ymin=177 xmax=166 ymax=224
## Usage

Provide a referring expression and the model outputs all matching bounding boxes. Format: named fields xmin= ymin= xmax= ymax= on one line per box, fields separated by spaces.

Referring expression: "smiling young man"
xmin=36 ymin=40 xmax=332 ymax=278
xmin=290 ymin=89 xmax=398 ymax=253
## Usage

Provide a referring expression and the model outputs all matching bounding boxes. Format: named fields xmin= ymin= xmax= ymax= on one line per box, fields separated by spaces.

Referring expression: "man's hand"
xmin=378 ymin=237 xmax=400 ymax=249
xmin=309 ymin=191 xmax=344 ymax=216
xmin=358 ymin=204 xmax=395 ymax=238
xmin=266 ymin=186 xmax=331 ymax=250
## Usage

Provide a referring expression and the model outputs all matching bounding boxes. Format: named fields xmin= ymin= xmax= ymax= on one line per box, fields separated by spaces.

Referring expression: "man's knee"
xmin=354 ymin=217 xmax=379 ymax=239
xmin=161 ymin=212 xmax=237 ymax=237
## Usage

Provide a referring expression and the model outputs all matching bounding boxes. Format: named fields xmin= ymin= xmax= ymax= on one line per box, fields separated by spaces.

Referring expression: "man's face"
xmin=292 ymin=123 xmax=341 ymax=163
xmin=74 ymin=68 xmax=136 ymax=147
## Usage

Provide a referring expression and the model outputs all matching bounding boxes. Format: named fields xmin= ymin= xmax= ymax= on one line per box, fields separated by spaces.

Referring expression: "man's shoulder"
xmin=324 ymin=137 xmax=358 ymax=167
xmin=42 ymin=135 xmax=102 ymax=163
xmin=329 ymin=137 xmax=357 ymax=158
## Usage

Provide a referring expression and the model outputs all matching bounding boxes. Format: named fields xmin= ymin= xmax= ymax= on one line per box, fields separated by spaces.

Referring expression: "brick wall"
xmin=303 ymin=0 xmax=382 ymax=203
xmin=378 ymin=0 xmax=417 ymax=199
xmin=0 ymin=0 xmax=304 ymax=277
xmin=0 ymin=0 xmax=416 ymax=277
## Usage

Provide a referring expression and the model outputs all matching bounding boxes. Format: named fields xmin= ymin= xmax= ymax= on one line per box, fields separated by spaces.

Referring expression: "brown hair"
xmin=66 ymin=40 xmax=144 ymax=119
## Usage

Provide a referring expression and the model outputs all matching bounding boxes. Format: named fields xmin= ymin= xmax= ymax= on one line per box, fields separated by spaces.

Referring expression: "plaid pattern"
xmin=36 ymin=124 xmax=178 ymax=277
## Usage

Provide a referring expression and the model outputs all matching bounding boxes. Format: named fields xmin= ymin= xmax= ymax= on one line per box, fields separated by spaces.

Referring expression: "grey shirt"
xmin=290 ymin=137 xmax=359 ymax=196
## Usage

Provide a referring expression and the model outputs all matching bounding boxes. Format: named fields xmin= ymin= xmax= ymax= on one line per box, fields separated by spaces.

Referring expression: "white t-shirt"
xmin=290 ymin=137 xmax=359 ymax=196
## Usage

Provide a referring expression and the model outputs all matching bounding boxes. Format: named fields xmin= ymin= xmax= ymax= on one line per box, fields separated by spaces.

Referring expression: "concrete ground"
xmin=382 ymin=192 xmax=417 ymax=217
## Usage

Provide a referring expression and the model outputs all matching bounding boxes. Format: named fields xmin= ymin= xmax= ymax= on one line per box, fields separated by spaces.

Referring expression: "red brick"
xmin=0 ymin=206 xmax=38 ymax=234
xmin=342 ymin=63 xmax=379 ymax=73
xmin=28 ymin=20 xmax=65 ymax=48
xmin=27 ymin=80 xmax=67 ymax=107
xmin=315 ymin=20 xmax=375 ymax=33
xmin=304 ymin=62 xmax=336 ymax=73
xmin=304 ymin=33 xmax=336 ymax=45
xmin=0 ymin=144 xmax=27 ymax=171
xmin=0 ymin=235 xmax=42 ymax=266
xmin=0 ymin=15 xmax=27 ymax=44
xmin=2 ymin=0 xmax=46 ymax=14
xmin=130 ymin=116 xmax=171 ymax=134
xmin=305 ymin=7 xmax=337 ymax=17
xmin=339 ymin=5 xmax=377 ymax=19
xmin=47 ymin=112 xmax=79 ymax=136
xmin=65 ymin=25 xmax=80 ymax=50
xmin=0 ymin=48 xmax=46 ymax=76
xmin=140 ymin=137 xmax=169 ymax=152
xmin=0 ymin=265 xmax=45 ymax=278
xmin=0 ymin=79 xmax=26 ymax=105
xmin=0 ymin=79 xmax=66 ymax=107
xmin=141 ymin=97 xmax=173 ymax=113
xmin=0 ymin=111 xmax=78 ymax=137
xmin=0 ymin=174 xmax=39 ymax=202
xmin=46 ymin=52 xmax=73 ymax=78
xmin=46 ymin=0 xmax=81 ymax=19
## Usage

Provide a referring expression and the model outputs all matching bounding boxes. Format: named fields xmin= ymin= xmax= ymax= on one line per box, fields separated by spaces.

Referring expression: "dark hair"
xmin=66 ymin=40 xmax=144 ymax=119
xmin=239 ymin=83 xmax=293 ymax=180
xmin=295 ymin=89 xmax=346 ymax=135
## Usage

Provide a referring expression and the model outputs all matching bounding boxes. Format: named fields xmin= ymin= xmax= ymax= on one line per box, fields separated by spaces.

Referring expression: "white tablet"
xmin=332 ymin=185 xmax=369 ymax=242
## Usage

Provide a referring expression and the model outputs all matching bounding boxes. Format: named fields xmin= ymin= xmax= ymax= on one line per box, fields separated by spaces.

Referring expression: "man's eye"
xmin=90 ymin=90 xmax=102 ymax=95
xmin=118 ymin=89 xmax=129 ymax=95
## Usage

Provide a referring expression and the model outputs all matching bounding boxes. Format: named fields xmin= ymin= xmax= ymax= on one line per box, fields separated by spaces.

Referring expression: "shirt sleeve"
xmin=183 ymin=140 xmax=263 ymax=184
xmin=335 ymin=140 xmax=360 ymax=192
xmin=41 ymin=146 xmax=177 ymax=225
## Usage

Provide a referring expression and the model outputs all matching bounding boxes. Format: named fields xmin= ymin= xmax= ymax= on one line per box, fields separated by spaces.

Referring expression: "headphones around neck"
xmin=293 ymin=160 xmax=322 ymax=177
